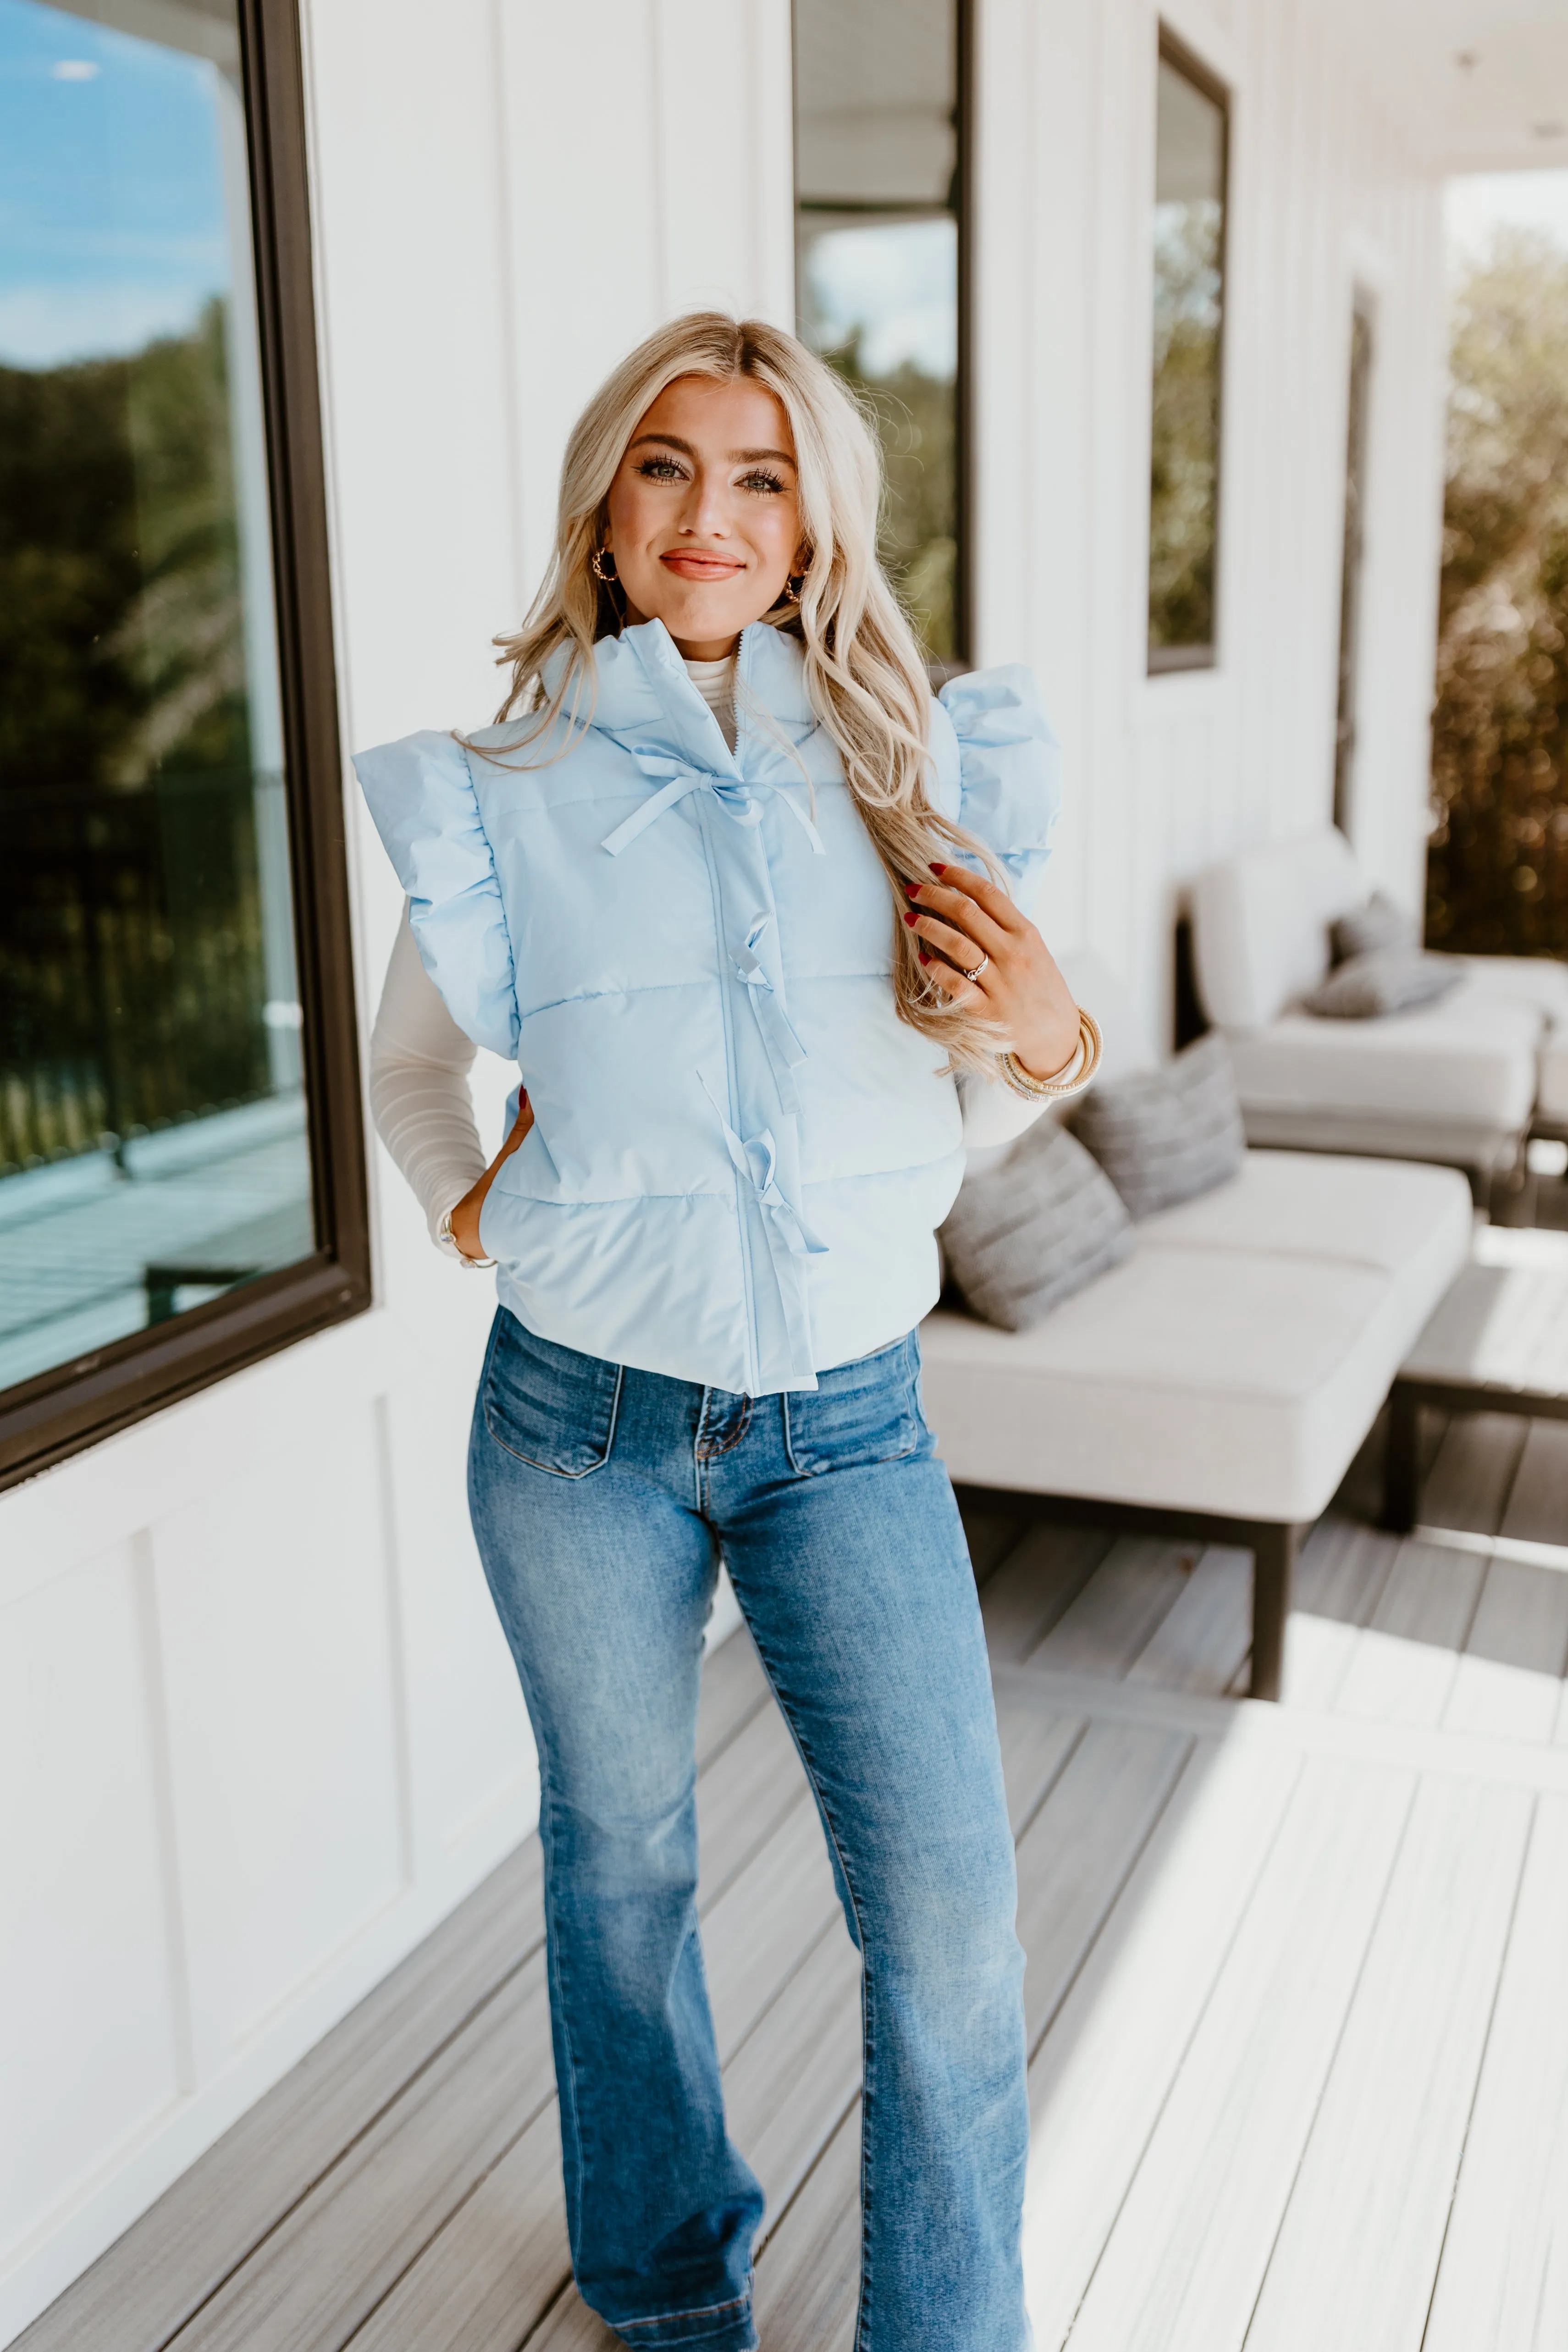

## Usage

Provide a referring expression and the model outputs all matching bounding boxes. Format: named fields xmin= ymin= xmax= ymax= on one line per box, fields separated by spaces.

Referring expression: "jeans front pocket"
xmin=480 ymin=1309 xmax=623 ymax=1477
xmin=783 ymin=1331 xmax=925 ymax=1478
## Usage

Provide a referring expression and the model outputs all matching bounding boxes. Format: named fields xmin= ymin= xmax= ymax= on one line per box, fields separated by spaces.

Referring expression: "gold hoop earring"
xmin=784 ymin=571 xmax=806 ymax=603
xmin=591 ymin=546 xmax=618 ymax=582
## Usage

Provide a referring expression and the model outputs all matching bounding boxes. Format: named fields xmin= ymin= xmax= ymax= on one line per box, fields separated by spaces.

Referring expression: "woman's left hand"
xmin=904 ymin=863 xmax=1080 ymax=1080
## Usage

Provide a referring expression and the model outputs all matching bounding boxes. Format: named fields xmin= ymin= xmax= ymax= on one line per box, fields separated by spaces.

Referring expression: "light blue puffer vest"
xmin=356 ymin=618 xmax=1059 ymax=1395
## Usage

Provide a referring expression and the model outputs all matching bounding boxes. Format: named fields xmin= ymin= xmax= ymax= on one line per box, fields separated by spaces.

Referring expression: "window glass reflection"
xmin=1148 ymin=48 xmax=1227 ymax=668
xmin=0 ymin=0 xmax=315 ymax=1394
xmin=793 ymin=0 xmax=963 ymax=664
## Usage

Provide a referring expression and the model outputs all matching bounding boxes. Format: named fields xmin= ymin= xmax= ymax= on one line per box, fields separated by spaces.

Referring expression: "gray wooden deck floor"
xmin=17 ymin=1407 xmax=1568 ymax=2352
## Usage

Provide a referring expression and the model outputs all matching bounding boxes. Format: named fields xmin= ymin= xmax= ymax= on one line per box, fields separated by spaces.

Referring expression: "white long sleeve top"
xmin=368 ymin=652 xmax=1048 ymax=1246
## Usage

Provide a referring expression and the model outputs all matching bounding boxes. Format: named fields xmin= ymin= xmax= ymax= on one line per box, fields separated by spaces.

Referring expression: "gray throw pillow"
xmin=1070 ymin=1032 xmax=1245 ymax=1220
xmin=940 ymin=1121 xmax=1133 ymax=1331
xmin=1303 ymin=947 xmax=1463 ymax=1020
xmin=1331 ymin=890 xmax=1412 ymax=964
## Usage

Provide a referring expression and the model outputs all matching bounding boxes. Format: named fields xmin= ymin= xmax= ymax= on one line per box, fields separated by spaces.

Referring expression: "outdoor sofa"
xmin=921 ymin=1143 xmax=1472 ymax=1701
xmin=1188 ymin=828 xmax=1568 ymax=1180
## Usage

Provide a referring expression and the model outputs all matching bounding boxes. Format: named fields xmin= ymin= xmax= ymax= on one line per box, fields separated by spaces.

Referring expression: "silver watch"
xmin=436 ymin=1204 xmax=495 ymax=1268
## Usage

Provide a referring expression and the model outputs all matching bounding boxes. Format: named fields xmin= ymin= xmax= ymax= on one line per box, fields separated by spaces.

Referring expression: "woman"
xmin=357 ymin=312 xmax=1093 ymax=2352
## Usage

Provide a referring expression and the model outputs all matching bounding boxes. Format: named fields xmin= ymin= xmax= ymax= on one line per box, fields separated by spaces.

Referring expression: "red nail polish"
xmin=902 ymin=882 xmax=920 ymax=896
xmin=903 ymin=910 xmax=917 ymax=926
xmin=929 ymin=861 xmax=946 ymax=875
xmin=918 ymin=948 xmax=931 ymax=964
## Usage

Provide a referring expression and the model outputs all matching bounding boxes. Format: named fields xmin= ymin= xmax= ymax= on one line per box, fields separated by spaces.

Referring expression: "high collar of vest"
xmin=541 ymin=617 xmax=815 ymax=774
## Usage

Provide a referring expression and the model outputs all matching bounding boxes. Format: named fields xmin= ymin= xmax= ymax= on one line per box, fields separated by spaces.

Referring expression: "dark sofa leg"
xmin=1382 ymin=1381 xmax=1420 ymax=1534
xmin=1249 ymin=1524 xmax=1297 ymax=1701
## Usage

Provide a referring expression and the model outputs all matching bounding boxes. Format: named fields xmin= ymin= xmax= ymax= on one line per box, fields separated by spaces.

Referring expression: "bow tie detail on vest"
xmin=734 ymin=914 xmax=808 ymax=1114
xmin=700 ymin=1071 xmax=825 ymax=1379
xmin=600 ymin=740 xmax=825 ymax=858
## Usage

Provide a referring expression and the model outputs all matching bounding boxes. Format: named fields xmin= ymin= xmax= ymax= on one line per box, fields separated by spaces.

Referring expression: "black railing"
xmin=1 ymin=770 xmax=276 ymax=1177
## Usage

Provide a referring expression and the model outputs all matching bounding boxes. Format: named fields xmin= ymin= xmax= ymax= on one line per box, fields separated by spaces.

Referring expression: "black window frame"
xmin=0 ymin=0 xmax=369 ymax=1493
xmin=1147 ymin=22 xmax=1231 ymax=678
xmin=790 ymin=0 xmax=974 ymax=679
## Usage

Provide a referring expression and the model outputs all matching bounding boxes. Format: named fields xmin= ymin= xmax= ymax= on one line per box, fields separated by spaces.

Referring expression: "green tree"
xmin=1428 ymin=228 xmax=1568 ymax=955
xmin=0 ymin=296 xmax=247 ymax=794
xmin=825 ymin=335 xmax=958 ymax=664
xmin=0 ymin=302 xmax=267 ymax=1169
xmin=1149 ymin=199 xmax=1222 ymax=653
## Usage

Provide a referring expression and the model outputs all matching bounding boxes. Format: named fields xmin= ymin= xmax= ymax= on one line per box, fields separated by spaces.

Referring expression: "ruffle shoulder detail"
xmin=353 ymin=729 xmax=519 ymax=1060
xmin=929 ymin=664 xmax=1061 ymax=907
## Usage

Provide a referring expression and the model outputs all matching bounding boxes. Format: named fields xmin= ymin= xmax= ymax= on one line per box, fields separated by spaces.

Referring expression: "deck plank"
xmin=1419 ymin=1409 xmax=1529 ymax=1536
xmin=691 ymin=1700 xmax=812 ymax=1905
xmin=1443 ymin=1556 xmax=1568 ymax=1743
xmin=168 ymin=1953 xmax=559 ymax=2352
xmin=1064 ymin=1755 xmax=1413 ymax=2352
xmin=957 ymin=1494 xmax=1035 ymax=1584
xmin=1333 ymin=1535 xmax=1487 ymax=1728
xmin=1242 ymin=1774 xmax=1534 ymax=2352
xmin=1500 ymin=1417 xmax=1568 ymax=1546
xmin=1424 ymin=1792 xmax=1568 ymax=2352
xmin=1031 ymin=1537 xmax=1194 ymax=1678
xmin=1127 ymin=1545 xmax=1252 ymax=1696
xmin=343 ymin=2104 xmax=567 ymax=2352
xmin=724 ymin=1927 xmax=861 ymax=2216
xmin=993 ymin=1697 xmax=1086 ymax=1835
xmin=749 ymin=2108 xmax=861 ymax=2352
xmin=515 ymin=2280 xmax=615 ymax=2351
xmin=1277 ymin=1517 xmax=1397 ymax=1711
xmin=1020 ymin=1739 xmax=1302 ymax=2351
xmin=1014 ymin=1720 xmax=1192 ymax=2049
xmin=694 ymin=1628 xmax=773 ymax=1766
xmin=978 ymin=1522 xmax=1114 ymax=1663
xmin=704 ymin=1796 xmax=841 ymax=2061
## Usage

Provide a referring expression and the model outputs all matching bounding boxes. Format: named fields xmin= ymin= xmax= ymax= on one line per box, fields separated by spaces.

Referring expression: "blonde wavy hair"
xmin=485 ymin=310 xmax=1003 ymax=1071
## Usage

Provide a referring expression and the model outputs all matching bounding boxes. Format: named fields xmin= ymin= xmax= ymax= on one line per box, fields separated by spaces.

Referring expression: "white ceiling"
xmin=1318 ymin=0 xmax=1568 ymax=173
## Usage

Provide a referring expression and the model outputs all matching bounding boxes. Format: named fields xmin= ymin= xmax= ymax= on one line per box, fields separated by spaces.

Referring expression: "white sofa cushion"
xmin=1450 ymin=955 xmax=1568 ymax=1025
xmin=1138 ymin=1147 xmax=1470 ymax=1290
xmin=1538 ymin=1028 xmax=1568 ymax=1125
xmin=920 ymin=1151 xmax=1471 ymax=1525
xmin=1222 ymin=980 xmax=1539 ymax=1127
xmin=1191 ymin=829 xmax=1361 ymax=1029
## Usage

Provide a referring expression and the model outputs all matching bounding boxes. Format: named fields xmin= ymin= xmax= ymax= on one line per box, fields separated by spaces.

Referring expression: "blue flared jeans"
xmin=467 ymin=1309 xmax=1030 ymax=2352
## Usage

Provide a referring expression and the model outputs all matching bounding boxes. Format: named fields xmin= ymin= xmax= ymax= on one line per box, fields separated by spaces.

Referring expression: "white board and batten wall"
xmin=0 ymin=0 xmax=1448 ymax=2339
xmin=975 ymin=0 xmax=1447 ymax=1059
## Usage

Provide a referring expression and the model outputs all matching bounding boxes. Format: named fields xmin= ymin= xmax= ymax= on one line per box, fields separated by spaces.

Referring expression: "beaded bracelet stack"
xmin=998 ymin=1007 xmax=1102 ymax=1102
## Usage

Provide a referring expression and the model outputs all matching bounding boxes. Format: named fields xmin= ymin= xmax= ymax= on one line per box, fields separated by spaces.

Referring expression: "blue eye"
xmin=740 ymin=469 xmax=785 ymax=495
xmin=635 ymin=456 xmax=686 ymax=482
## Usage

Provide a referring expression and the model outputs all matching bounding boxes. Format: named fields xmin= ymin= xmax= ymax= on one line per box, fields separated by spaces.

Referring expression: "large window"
xmin=0 ymin=0 xmax=365 ymax=1485
xmin=792 ymin=0 xmax=968 ymax=669
xmin=1148 ymin=29 xmax=1229 ymax=672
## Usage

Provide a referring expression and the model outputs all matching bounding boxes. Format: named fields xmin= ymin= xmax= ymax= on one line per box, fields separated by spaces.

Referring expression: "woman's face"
xmin=602 ymin=375 xmax=804 ymax=660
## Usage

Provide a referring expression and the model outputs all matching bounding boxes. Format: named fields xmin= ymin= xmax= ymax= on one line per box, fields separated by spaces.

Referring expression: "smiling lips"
xmin=660 ymin=550 xmax=744 ymax=580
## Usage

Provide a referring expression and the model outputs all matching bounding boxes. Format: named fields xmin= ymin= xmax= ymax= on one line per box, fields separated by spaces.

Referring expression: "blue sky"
xmin=801 ymin=218 xmax=958 ymax=381
xmin=1447 ymin=168 xmax=1568 ymax=269
xmin=0 ymin=0 xmax=231 ymax=367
